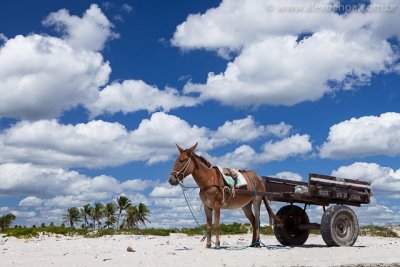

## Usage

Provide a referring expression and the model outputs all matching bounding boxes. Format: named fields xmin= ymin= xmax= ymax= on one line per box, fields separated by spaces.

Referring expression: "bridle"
xmin=170 ymin=155 xmax=192 ymax=181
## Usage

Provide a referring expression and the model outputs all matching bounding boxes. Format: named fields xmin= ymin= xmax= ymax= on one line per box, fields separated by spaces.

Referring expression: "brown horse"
xmin=168 ymin=143 xmax=282 ymax=248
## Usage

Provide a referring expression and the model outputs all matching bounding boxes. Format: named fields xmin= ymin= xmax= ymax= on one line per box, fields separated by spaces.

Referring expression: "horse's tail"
xmin=262 ymin=197 xmax=283 ymax=227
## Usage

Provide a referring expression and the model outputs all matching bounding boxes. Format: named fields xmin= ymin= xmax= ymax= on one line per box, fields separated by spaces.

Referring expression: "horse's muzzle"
xmin=168 ymin=175 xmax=179 ymax=186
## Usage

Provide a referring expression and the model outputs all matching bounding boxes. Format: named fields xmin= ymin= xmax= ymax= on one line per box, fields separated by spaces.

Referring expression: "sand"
xmin=0 ymin=234 xmax=399 ymax=267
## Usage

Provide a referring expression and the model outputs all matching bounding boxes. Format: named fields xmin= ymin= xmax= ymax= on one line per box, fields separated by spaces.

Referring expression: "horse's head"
xmin=168 ymin=143 xmax=198 ymax=186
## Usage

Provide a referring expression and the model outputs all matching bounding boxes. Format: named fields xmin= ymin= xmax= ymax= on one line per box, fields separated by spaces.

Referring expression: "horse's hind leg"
xmin=242 ymin=202 xmax=257 ymax=246
xmin=204 ymin=205 xmax=213 ymax=248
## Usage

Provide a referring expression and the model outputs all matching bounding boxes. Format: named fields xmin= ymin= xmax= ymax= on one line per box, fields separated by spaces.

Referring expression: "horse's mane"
xmin=192 ymin=153 xmax=212 ymax=168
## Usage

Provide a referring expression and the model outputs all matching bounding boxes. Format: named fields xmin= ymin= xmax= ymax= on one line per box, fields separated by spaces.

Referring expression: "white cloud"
xmin=0 ymin=207 xmax=10 ymax=212
xmin=320 ymin=112 xmax=400 ymax=159
xmin=332 ymin=162 xmax=400 ymax=195
xmin=275 ymin=171 xmax=303 ymax=181
xmin=0 ymin=34 xmax=111 ymax=120
xmin=184 ymin=30 xmax=394 ymax=106
xmin=354 ymin=203 xmax=400 ymax=226
xmin=174 ymin=0 xmax=399 ymax=107
xmin=213 ymin=116 xmax=267 ymax=143
xmin=0 ymin=112 xmax=215 ymax=167
xmin=43 ymin=4 xmax=118 ymax=51
xmin=213 ymin=134 xmax=312 ymax=168
xmin=11 ymin=210 xmax=36 ymax=218
xmin=261 ymin=134 xmax=312 ymax=161
xmin=173 ymin=0 xmax=400 ymax=51
xmin=265 ymin=122 xmax=292 ymax=138
xmin=88 ymin=80 xmax=198 ymax=117
xmin=121 ymin=4 xmax=133 ymax=14
xmin=212 ymin=116 xmax=293 ymax=146
xmin=19 ymin=196 xmax=44 ymax=207
xmin=0 ymin=33 xmax=7 ymax=43
xmin=0 ymin=163 xmax=152 ymax=200
xmin=0 ymin=5 xmax=200 ymax=120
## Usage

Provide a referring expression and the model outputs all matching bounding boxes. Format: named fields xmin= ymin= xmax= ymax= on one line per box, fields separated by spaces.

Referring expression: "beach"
xmin=1 ymin=234 xmax=399 ymax=267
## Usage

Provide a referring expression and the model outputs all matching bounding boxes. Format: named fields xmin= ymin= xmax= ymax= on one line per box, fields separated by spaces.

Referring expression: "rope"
xmin=179 ymin=183 xmax=214 ymax=245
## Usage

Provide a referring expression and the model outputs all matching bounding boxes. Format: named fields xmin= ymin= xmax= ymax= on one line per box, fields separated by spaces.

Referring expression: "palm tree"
xmin=0 ymin=213 xmax=16 ymax=231
xmin=124 ymin=205 xmax=139 ymax=229
xmin=80 ymin=203 xmax=93 ymax=229
xmin=92 ymin=202 xmax=104 ymax=230
xmin=104 ymin=202 xmax=116 ymax=229
xmin=114 ymin=196 xmax=132 ymax=229
xmin=62 ymin=207 xmax=81 ymax=228
xmin=137 ymin=203 xmax=151 ymax=227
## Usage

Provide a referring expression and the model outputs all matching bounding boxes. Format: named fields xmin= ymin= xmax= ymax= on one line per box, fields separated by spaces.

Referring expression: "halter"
xmin=170 ymin=155 xmax=192 ymax=181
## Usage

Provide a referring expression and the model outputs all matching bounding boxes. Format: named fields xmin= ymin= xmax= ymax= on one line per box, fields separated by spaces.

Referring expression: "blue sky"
xmin=0 ymin=0 xmax=399 ymax=227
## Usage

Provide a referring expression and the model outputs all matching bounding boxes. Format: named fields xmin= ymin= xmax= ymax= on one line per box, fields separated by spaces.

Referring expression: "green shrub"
xmin=4 ymin=227 xmax=39 ymax=238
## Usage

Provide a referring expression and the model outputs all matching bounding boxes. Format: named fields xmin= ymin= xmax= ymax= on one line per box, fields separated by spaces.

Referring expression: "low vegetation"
xmin=360 ymin=225 xmax=399 ymax=238
xmin=2 ymin=206 xmax=399 ymax=239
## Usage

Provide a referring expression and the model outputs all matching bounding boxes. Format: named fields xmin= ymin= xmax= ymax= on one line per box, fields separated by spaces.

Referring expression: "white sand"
xmin=1 ymin=234 xmax=399 ymax=267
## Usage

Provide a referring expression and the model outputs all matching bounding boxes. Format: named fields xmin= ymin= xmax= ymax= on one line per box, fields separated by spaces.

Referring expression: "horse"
xmin=168 ymin=143 xmax=282 ymax=248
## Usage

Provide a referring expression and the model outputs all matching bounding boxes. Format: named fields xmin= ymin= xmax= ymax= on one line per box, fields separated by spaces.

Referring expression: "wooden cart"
xmin=252 ymin=173 xmax=371 ymax=247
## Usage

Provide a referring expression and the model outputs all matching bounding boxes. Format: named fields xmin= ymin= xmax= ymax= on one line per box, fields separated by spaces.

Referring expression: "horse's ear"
xmin=176 ymin=144 xmax=184 ymax=154
xmin=188 ymin=142 xmax=198 ymax=154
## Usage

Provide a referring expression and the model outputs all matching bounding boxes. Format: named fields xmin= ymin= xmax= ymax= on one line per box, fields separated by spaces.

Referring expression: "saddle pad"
xmin=217 ymin=166 xmax=247 ymax=188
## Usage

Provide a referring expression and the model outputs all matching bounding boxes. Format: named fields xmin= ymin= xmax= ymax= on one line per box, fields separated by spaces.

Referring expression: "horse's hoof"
xmin=250 ymin=242 xmax=261 ymax=248
xmin=206 ymin=244 xmax=211 ymax=248
xmin=215 ymin=242 xmax=220 ymax=249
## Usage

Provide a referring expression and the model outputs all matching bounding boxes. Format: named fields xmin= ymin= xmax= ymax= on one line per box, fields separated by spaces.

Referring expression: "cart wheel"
xmin=321 ymin=205 xmax=359 ymax=247
xmin=273 ymin=205 xmax=310 ymax=246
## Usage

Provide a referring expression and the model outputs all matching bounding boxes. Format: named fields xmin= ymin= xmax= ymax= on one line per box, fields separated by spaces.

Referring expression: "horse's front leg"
xmin=204 ymin=205 xmax=213 ymax=248
xmin=252 ymin=196 xmax=262 ymax=247
xmin=213 ymin=203 xmax=221 ymax=248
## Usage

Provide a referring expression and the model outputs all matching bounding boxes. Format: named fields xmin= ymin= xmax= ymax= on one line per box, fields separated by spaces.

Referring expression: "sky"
xmin=0 ymin=0 xmax=399 ymax=228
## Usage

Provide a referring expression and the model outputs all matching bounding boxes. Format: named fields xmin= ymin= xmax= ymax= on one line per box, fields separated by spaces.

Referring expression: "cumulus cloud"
xmin=88 ymin=80 xmax=198 ymax=117
xmin=174 ymin=0 xmax=400 ymax=107
xmin=320 ymin=112 xmax=400 ymax=159
xmin=0 ymin=33 xmax=7 ymax=43
xmin=0 ymin=112 xmax=215 ymax=167
xmin=19 ymin=196 xmax=44 ymax=207
xmin=332 ymin=162 xmax=400 ymax=196
xmin=212 ymin=116 xmax=293 ymax=146
xmin=0 ymin=163 xmax=152 ymax=198
xmin=274 ymin=171 xmax=303 ymax=181
xmin=0 ymin=112 xmax=305 ymax=168
xmin=0 ymin=162 xmax=153 ymax=224
xmin=0 ymin=34 xmax=111 ymax=120
xmin=0 ymin=5 xmax=193 ymax=120
xmin=184 ymin=30 xmax=394 ymax=106
xmin=43 ymin=4 xmax=118 ymax=51
xmin=213 ymin=134 xmax=312 ymax=168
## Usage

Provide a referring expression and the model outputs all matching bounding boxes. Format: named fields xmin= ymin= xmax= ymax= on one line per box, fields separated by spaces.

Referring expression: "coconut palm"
xmin=124 ymin=205 xmax=139 ymax=229
xmin=62 ymin=207 xmax=81 ymax=228
xmin=80 ymin=203 xmax=93 ymax=229
xmin=0 ymin=213 xmax=16 ymax=231
xmin=92 ymin=202 xmax=104 ymax=230
xmin=104 ymin=202 xmax=117 ymax=229
xmin=114 ymin=196 xmax=132 ymax=229
xmin=137 ymin=203 xmax=151 ymax=227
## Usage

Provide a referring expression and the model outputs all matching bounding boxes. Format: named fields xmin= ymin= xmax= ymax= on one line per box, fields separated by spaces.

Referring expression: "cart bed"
xmin=263 ymin=173 xmax=371 ymax=206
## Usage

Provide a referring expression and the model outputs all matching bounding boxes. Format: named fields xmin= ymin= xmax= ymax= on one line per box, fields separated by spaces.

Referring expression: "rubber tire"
xmin=273 ymin=205 xmax=310 ymax=246
xmin=321 ymin=205 xmax=359 ymax=247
